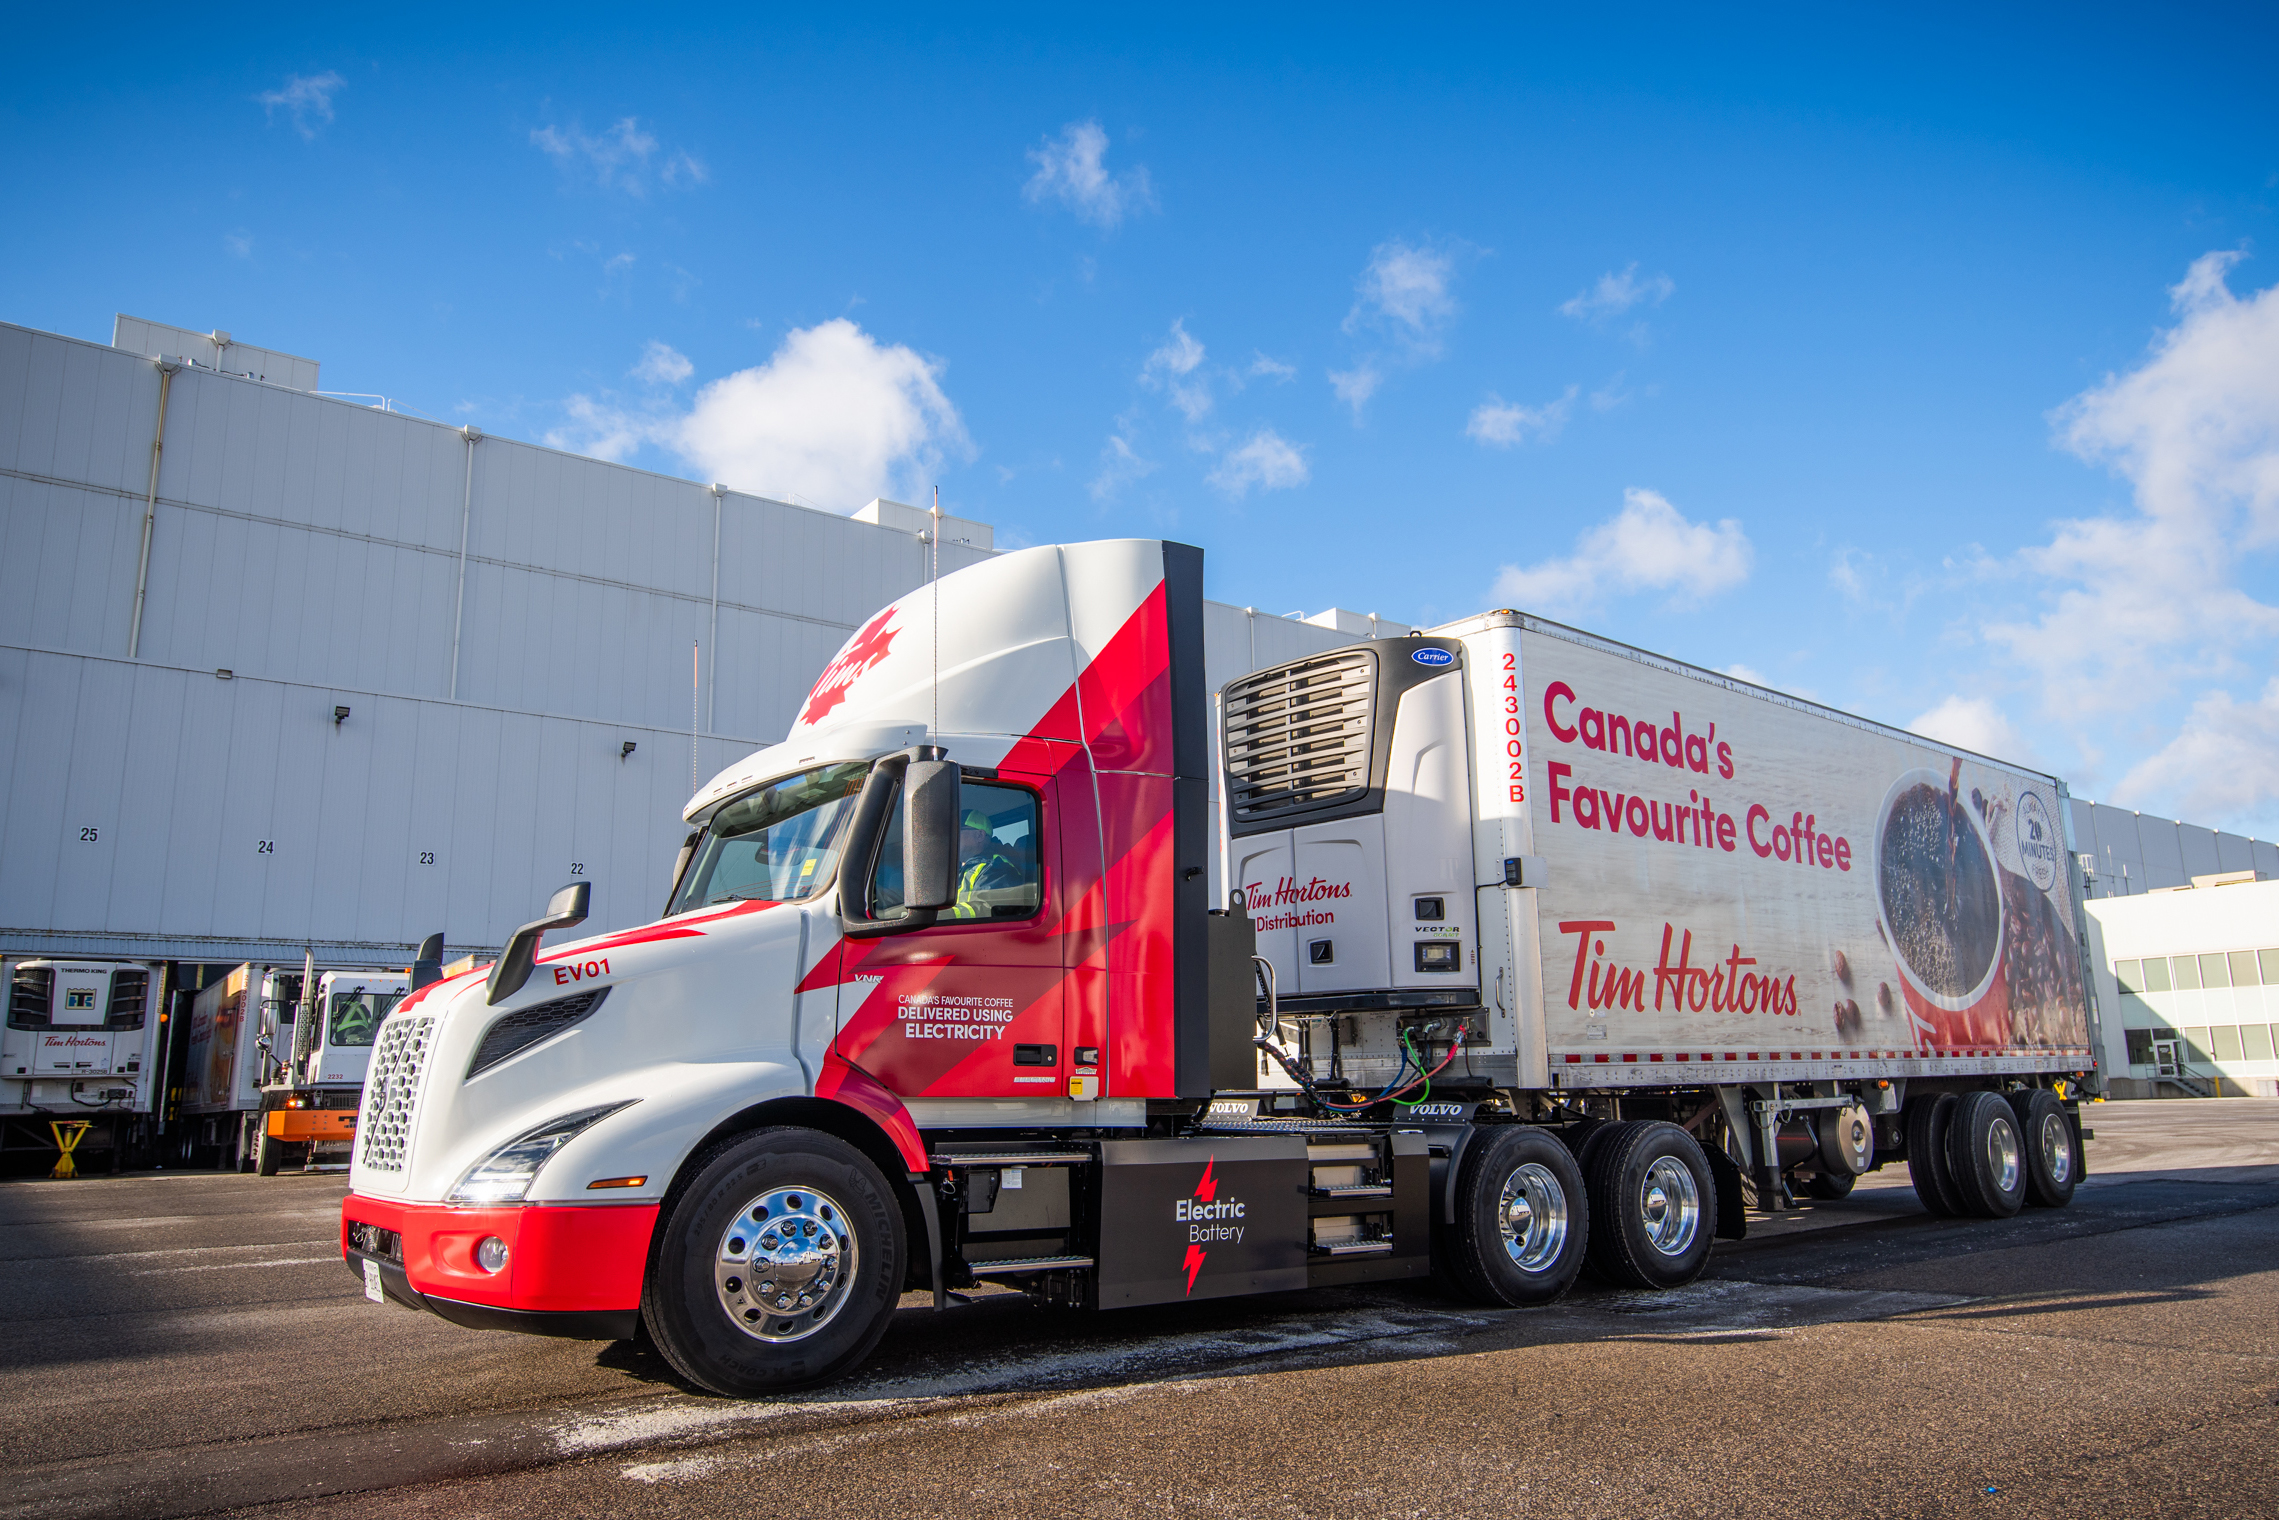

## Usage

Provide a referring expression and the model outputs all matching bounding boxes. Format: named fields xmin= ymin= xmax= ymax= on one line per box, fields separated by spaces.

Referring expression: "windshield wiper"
xmin=705 ymin=890 xmax=779 ymax=906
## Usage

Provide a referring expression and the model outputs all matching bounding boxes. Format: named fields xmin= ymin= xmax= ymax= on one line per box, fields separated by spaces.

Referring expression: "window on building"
xmin=2181 ymin=1027 xmax=2212 ymax=1062
xmin=2199 ymin=953 xmax=2231 ymax=989
xmin=2260 ymin=949 xmax=2279 ymax=984
xmin=2231 ymin=950 xmax=2261 ymax=988
xmin=2212 ymin=1025 xmax=2245 ymax=1063
xmin=2124 ymin=1028 xmax=2161 ymax=1066
xmin=2113 ymin=959 xmax=2142 ymax=992
xmin=2143 ymin=958 xmax=2173 ymax=992
xmin=2173 ymin=957 xmax=2202 ymax=991
xmin=2243 ymin=1024 xmax=2276 ymax=1063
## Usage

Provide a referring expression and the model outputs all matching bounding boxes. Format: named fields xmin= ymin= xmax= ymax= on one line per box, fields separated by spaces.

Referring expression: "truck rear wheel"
xmin=1946 ymin=1091 xmax=2026 ymax=1219
xmin=254 ymin=1127 xmax=282 ymax=1177
xmin=1804 ymin=1171 xmax=1856 ymax=1200
xmin=642 ymin=1127 xmax=905 ymax=1395
xmin=1583 ymin=1121 xmax=1717 ymax=1290
xmin=1904 ymin=1093 xmax=1963 ymax=1217
xmin=1443 ymin=1126 xmax=1589 ymax=1306
xmin=2008 ymin=1089 xmax=2077 ymax=1209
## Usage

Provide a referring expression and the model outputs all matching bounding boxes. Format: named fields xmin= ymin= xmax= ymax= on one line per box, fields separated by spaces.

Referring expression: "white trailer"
xmin=338 ymin=541 xmax=2095 ymax=1393
xmin=3 ymin=957 xmax=170 ymax=1174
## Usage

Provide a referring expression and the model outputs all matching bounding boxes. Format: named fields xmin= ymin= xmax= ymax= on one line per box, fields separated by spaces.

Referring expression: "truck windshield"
xmin=328 ymin=993 xmax=399 ymax=1048
xmin=669 ymin=762 xmax=870 ymax=915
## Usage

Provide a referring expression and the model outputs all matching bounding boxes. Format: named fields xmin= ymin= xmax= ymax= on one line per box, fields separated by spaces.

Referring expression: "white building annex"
xmin=0 ymin=314 xmax=1356 ymax=971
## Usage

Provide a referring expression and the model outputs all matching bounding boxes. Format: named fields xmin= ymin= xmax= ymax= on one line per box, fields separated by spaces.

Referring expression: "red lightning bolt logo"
xmin=1182 ymin=1156 xmax=1218 ymax=1294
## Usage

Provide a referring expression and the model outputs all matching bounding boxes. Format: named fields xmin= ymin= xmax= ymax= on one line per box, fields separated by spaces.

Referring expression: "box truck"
xmin=341 ymin=539 xmax=2096 ymax=1393
xmin=3 ymin=957 xmax=170 ymax=1173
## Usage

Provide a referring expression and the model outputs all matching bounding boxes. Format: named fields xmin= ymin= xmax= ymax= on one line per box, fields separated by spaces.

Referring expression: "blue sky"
xmin=8 ymin=6 xmax=2279 ymax=832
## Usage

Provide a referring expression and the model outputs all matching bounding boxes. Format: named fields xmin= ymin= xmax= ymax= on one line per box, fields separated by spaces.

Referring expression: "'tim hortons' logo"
xmin=798 ymin=609 xmax=900 ymax=726
xmin=1175 ymin=1156 xmax=1245 ymax=1294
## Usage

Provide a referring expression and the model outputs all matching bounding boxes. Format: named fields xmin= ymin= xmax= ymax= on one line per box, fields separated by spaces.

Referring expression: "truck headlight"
xmin=447 ymin=1102 xmax=635 ymax=1205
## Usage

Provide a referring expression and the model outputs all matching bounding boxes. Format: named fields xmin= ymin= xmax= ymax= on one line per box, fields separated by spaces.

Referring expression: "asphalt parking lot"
xmin=3 ymin=1098 xmax=2275 ymax=1520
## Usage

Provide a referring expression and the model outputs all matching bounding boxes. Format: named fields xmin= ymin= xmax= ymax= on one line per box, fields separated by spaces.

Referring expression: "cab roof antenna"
xmin=930 ymin=485 xmax=942 ymax=742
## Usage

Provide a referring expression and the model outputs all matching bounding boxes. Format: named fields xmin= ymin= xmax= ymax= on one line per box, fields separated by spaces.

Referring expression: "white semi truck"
xmin=3 ymin=957 xmax=170 ymax=1173
xmin=187 ymin=952 xmax=430 ymax=1171
xmin=340 ymin=539 xmax=2096 ymax=1393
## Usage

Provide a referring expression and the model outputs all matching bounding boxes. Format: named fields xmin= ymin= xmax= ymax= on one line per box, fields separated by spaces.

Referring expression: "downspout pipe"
xmin=708 ymin=483 xmax=724 ymax=732
xmin=448 ymin=426 xmax=482 ymax=700
xmin=127 ymin=358 xmax=182 ymax=659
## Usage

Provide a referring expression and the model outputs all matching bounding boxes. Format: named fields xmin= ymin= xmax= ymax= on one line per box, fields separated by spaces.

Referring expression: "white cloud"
xmin=223 ymin=230 xmax=254 ymax=259
xmin=1346 ymin=240 xmax=1457 ymax=350
xmin=1467 ymin=386 xmax=1577 ymax=448
xmin=1327 ymin=364 xmax=1382 ymax=420
xmin=1023 ymin=120 xmax=1154 ymax=230
xmin=258 ymin=72 xmax=345 ymax=140
xmin=1089 ymin=432 xmax=1156 ymax=501
xmin=1140 ymin=320 xmax=1211 ymax=421
xmin=1722 ymin=663 xmax=1770 ymax=687
xmin=1983 ymin=251 xmax=2279 ymax=724
xmin=1559 ymin=263 xmax=1675 ymax=322
xmin=1908 ymin=695 xmax=2041 ymax=767
xmin=1491 ymin=488 xmax=1753 ymax=612
xmin=2114 ymin=678 xmax=2279 ymax=825
xmin=631 ymin=341 xmax=693 ymax=386
xmin=533 ymin=118 xmax=707 ymax=196
xmin=1207 ymin=429 xmax=1309 ymax=498
xmin=549 ymin=320 xmax=969 ymax=511
xmin=1249 ymin=353 xmax=1296 ymax=381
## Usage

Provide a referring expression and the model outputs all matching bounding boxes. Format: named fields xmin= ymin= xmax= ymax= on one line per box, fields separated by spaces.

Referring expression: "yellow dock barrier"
xmin=49 ymin=1121 xmax=93 ymax=1180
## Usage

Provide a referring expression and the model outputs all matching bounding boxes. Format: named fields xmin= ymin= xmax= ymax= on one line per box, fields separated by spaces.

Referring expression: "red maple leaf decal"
xmin=1193 ymin=1155 xmax=1217 ymax=1203
xmin=798 ymin=609 xmax=899 ymax=726
xmin=1182 ymin=1242 xmax=1207 ymax=1295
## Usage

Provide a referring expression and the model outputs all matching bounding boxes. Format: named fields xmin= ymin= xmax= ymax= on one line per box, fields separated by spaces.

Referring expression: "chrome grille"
xmin=1223 ymin=648 xmax=1376 ymax=825
xmin=357 ymin=1015 xmax=434 ymax=1173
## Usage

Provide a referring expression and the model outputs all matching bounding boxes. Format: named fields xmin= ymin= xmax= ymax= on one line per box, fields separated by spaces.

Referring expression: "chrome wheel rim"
xmin=2039 ymin=1112 xmax=2071 ymax=1185
xmin=1498 ymin=1161 xmax=1569 ymax=1273
xmin=714 ymin=1185 xmax=856 ymax=1343
xmin=1640 ymin=1156 xmax=1701 ymax=1257
xmin=1988 ymin=1116 xmax=2021 ymax=1194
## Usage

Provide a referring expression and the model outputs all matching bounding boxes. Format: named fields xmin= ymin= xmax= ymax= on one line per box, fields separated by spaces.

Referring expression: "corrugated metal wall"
xmin=0 ymin=319 xmax=1351 ymax=964
xmin=2068 ymin=797 xmax=2279 ymax=896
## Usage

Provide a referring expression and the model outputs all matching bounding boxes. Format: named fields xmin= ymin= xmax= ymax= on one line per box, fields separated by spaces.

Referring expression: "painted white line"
xmin=128 ymin=1256 xmax=335 ymax=1276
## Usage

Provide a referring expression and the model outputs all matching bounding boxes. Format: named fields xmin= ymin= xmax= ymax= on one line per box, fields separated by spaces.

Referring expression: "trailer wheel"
xmin=1443 ymin=1126 xmax=1589 ymax=1307
xmin=1946 ymin=1091 xmax=2026 ymax=1219
xmin=642 ymin=1127 xmax=905 ymax=1395
xmin=254 ymin=1127 xmax=281 ymax=1177
xmin=1804 ymin=1171 xmax=1856 ymax=1200
xmin=1584 ymin=1121 xmax=1717 ymax=1290
xmin=2008 ymin=1089 xmax=2077 ymax=1209
xmin=1904 ymin=1093 xmax=1964 ymax=1217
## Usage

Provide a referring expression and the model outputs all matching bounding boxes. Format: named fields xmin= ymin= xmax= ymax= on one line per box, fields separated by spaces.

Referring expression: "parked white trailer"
xmin=3 ymin=957 xmax=170 ymax=1173
xmin=189 ymin=961 xmax=419 ymax=1169
xmin=339 ymin=541 xmax=2096 ymax=1393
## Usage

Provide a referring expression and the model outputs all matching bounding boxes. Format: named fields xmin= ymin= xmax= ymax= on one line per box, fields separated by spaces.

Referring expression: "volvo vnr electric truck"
xmin=341 ymin=539 xmax=2097 ymax=1393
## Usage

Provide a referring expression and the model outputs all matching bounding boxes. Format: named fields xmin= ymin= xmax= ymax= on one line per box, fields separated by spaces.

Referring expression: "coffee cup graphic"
xmin=1871 ymin=767 xmax=2008 ymax=1050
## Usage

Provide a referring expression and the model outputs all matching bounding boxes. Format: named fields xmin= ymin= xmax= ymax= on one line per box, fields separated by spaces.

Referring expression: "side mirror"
xmin=486 ymin=882 xmax=591 ymax=1004
xmin=410 ymin=932 xmax=445 ymax=991
xmin=902 ymin=759 xmax=960 ymax=912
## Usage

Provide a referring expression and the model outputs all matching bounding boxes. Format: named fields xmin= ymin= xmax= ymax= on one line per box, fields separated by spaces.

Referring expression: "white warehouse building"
xmin=0 ymin=314 xmax=1357 ymax=971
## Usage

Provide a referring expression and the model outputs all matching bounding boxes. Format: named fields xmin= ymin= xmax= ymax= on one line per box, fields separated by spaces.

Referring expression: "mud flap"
xmin=1703 ymin=1143 xmax=1748 ymax=1240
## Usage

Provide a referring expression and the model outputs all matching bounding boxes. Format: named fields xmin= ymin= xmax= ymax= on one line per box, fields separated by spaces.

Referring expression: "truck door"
xmin=832 ymin=765 xmax=1069 ymax=1101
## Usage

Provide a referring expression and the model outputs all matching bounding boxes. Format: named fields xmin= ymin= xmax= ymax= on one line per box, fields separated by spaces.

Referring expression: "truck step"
xmin=1308 ymin=1184 xmax=1394 ymax=1198
xmin=1309 ymin=1239 xmax=1395 ymax=1258
xmin=928 ymin=1150 xmax=1093 ymax=1167
xmin=1194 ymin=1118 xmax=1376 ymax=1136
xmin=969 ymin=1255 xmax=1095 ymax=1274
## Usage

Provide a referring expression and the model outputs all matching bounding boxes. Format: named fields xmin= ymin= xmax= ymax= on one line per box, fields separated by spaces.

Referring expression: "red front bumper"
xmin=342 ymin=1193 xmax=658 ymax=1318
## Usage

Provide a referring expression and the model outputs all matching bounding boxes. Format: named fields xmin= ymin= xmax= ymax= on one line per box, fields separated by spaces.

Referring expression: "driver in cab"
xmin=951 ymin=809 xmax=1022 ymax=919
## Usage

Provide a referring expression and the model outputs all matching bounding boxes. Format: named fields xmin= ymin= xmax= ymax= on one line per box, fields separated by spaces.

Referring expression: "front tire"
xmin=254 ymin=1126 xmax=282 ymax=1176
xmin=643 ymin=1127 xmax=905 ymax=1395
xmin=1443 ymin=1126 xmax=1590 ymax=1306
xmin=1584 ymin=1121 xmax=1717 ymax=1290
xmin=2008 ymin=1089 xmax=2078 ymax=1209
